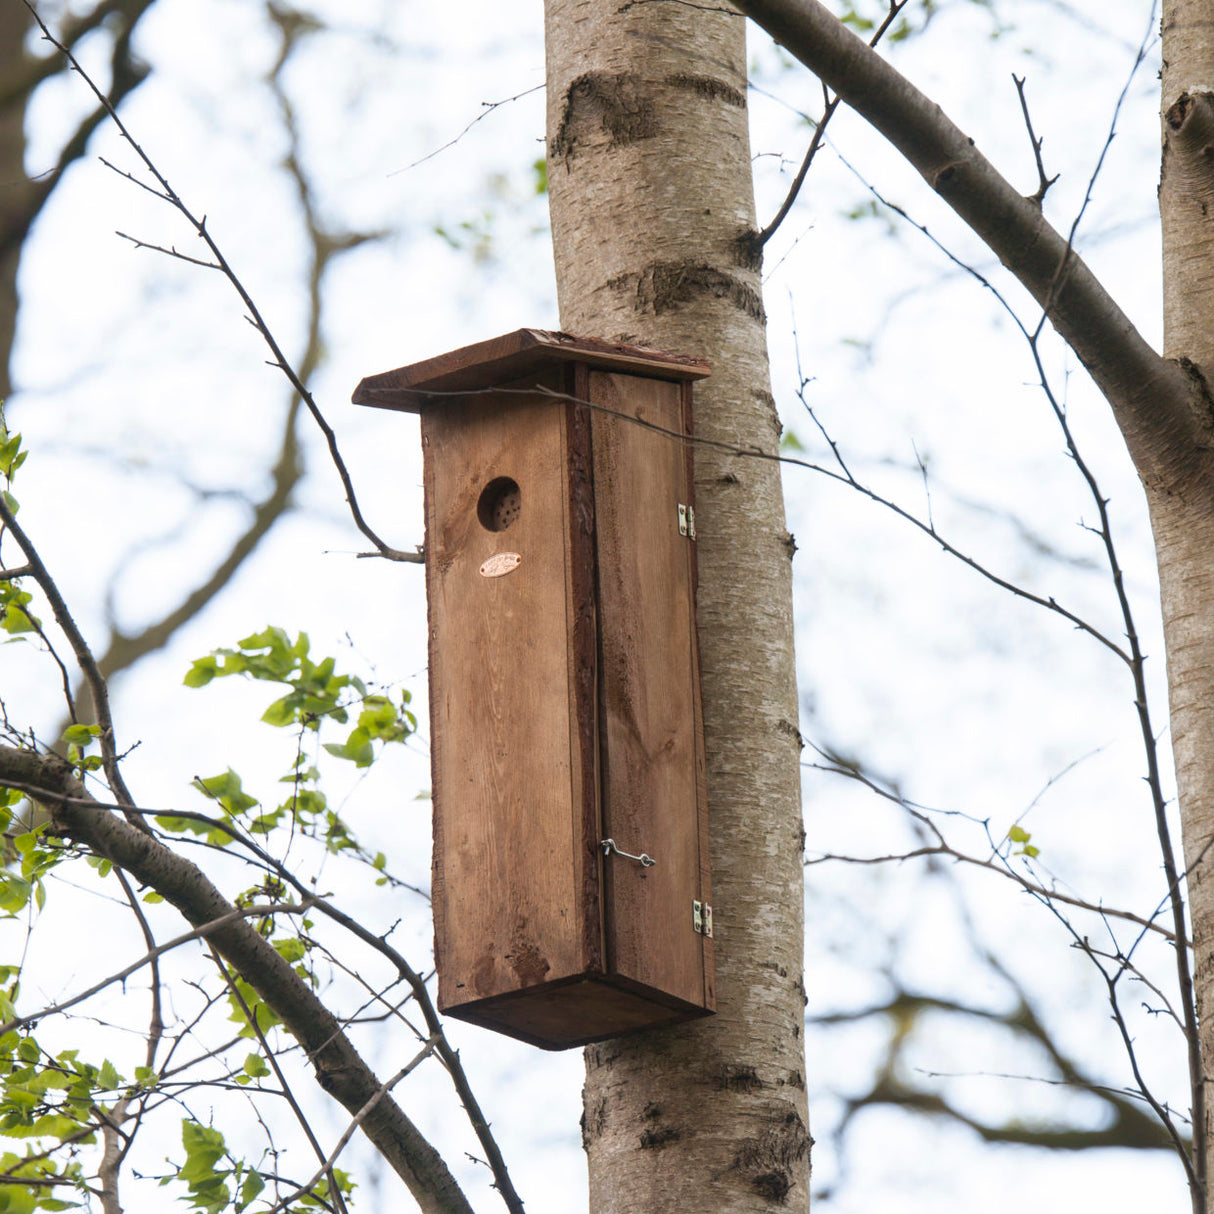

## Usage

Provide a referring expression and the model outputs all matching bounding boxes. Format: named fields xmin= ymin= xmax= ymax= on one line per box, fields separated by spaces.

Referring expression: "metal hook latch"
xmin=600 ymin=838 xmax=655 ymax=868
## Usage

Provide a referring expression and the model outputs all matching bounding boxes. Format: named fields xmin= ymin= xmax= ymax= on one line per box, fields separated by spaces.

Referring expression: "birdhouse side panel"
xmin=423 ymin=391 xmax=594 ymax=1011
xmin=589 ymin=371 xmax=713 ymax=1010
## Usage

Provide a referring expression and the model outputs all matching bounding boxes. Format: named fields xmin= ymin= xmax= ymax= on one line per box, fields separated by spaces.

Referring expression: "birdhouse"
xmin=353 ymin=328 xmax=714 ymax=1049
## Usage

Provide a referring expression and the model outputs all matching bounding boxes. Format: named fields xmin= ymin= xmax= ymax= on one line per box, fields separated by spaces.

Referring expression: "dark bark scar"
xmin=639 ymin=1124 xmax=681 ymax=1149
xmin=613 ymin=258 xmax=764 ymax=321
xmin=1176 ymin=355 xmax=1214 ymax=437
xmin=716 ymin=1064 xmax=764 ymax=1093
xmin=728 ymin=1109 xmax=812 ymax=1205
xmin=667 ymin=72 xmax=746 ymax=108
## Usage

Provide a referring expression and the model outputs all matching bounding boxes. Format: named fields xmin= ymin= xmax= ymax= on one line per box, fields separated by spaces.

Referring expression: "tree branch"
xmin=0 ymin=743 xmax=475 ymax=1214
xmin=733 ymin=0 xmax=1210 ymax=494
xmin=0 ymin=491 xmax=143 ymax=825
xmin=22 ymin=1 xmax=423 ymax=563
xmin=757 ymin=0 xmax=907 ymax=247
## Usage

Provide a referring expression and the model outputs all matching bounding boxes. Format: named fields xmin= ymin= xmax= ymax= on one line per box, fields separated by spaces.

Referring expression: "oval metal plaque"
xmin=479 ymin=552 xmax=521 ymax=578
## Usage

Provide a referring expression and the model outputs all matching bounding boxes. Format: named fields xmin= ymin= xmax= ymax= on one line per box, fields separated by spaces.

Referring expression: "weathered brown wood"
xmin=591 ymin=372 xmax=712 ymax=1008
xmin=446 ymin=975 xmax=709 ymax=1050
xmin=425 ymin=375 xmax=590 ymax=1011
xmin=352 ymin=328 xmax=710 ymax=412
xmin=567 ymin=360 xmax=605 ymax=977
xmin=361 ymin=332 xmax=713 ymax=1048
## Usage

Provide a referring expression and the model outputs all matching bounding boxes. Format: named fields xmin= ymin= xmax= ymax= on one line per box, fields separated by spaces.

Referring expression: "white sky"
xmin=2 ymin=0 xmax=1193 ymax=1210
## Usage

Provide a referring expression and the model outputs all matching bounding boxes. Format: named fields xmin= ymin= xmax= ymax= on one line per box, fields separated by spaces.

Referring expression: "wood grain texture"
xmin=352 ymin=328 xmax=709 ymax=412
xmin=591 ymin=371 xmax=711 ymax=1007
xmin=445 ymin=975 xmax=708 ymax=1050
xmin=567 ymin=361 xmax=606 ymax=976
xmin=412 ymin=350 xmax=712 ymax=1047
xmin=683 ymin=380 xmax=715 ymax=1010
xmin=425 ymin=379 xmax=589 ymax=1011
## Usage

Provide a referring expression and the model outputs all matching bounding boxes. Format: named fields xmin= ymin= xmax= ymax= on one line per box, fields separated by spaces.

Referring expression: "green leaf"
xmin=259 ymin=694 xmax=296 ymax=727
xmin=60 ymin=725 xmax=100 ymax=747
xmin=180 ymin=1121 xmax=227 ymax=1181
xmin=98 ymin=1059 xmax=121 ymax=1092
xmin=193 ymin=770 xmax=258 ymax=817
xmin=1007 ymin=825 xmax=1031 ymax=844
xmin=226 ymin=979 xmax=282 ymax=1039
xmin=0 ymin=433 xmax=22 ymax=477
xmin=272 ymin=937 xmax=306 ymax=964
xmin=532 ymin=156 xmax=548 ymax=195
xmin=237 ymin=1169 xmax=265 ymax=1211
xmin=241 ymin=1053 xmax=269 ymax=1079
xmin=322 ymin=738 xmax=370 ymax=767
xmin=183 ymin=656 xmax=218 ymax=688
xmin=1 ymin=605 xmax=36 ymax=635
xmin=0 ymin=875 xmax=32 ymax=915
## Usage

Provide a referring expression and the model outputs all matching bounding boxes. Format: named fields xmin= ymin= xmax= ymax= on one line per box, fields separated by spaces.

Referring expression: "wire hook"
xmin=600 ymin=838 xmax=656 ymax=868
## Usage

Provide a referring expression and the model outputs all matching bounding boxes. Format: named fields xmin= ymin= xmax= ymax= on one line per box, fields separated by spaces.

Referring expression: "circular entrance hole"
xmin=477 ymin=476 xmax=521 ymax=532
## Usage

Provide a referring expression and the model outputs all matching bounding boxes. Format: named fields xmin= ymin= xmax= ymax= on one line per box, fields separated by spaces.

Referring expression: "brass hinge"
xmin=678 ymin=503 xmax=696 ymax=540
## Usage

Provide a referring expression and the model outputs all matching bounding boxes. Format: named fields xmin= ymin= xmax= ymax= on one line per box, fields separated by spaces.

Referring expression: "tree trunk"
xmin=0 ymin=2 xmax=31 ymax=399
xmin=544 ymin=3 xmax=810 ymax=1209
xmin=1159 ymin=5 xmax=1214 ymax=1209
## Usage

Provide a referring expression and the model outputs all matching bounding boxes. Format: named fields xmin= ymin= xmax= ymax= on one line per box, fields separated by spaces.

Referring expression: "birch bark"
xmin=1159 ymin=5 xmax=1214 ymax=1208
xmin=544 ymin=2 xmax=810 ymax=1209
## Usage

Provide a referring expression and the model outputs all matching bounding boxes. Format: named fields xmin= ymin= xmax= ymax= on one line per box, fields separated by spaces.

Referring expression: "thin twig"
xmin=262 ymin=1037 xmax=440 ymax=1214
xmin=114 ymin=228 xmax=221 ymax=269
xmin=804 ymin=842 xmax=1181 ymax=945
xmin=393 ymin=85 xmax=545 ymax=173
xmin=757 ymin=0 xmax=907 ymax=247
xmin=209 ymin=946 xmax=350 ymax=1214
xmin=23 ymin=2 xmax=421 ymax=565
xmin=0 ymin=493 xmax=144 ymax=826
xmin=462 ymin=380 xmax=1133 ymax=662
xmin=1012 ymin=74 xmax=1058 ymax=205
xmin=0 ymin=900 xmax=313 ymax=1036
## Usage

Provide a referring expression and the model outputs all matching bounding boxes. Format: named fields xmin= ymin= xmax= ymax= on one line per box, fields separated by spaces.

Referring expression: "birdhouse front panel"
xmin=422 ymin=376 xmax=600 ymax=1013
xmin=353 ymin=329 xmax=714 ymax=1049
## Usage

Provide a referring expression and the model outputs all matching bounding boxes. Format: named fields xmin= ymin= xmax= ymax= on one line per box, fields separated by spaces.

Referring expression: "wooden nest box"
xmin=353 ymin=328 xmax=714 ymax=1049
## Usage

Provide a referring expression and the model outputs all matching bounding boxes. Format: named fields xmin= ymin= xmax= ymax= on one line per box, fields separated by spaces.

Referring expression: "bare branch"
xmin=263 ymin=1036 xmax=441 ymax=1214
xmin=732 ymin=0 xmax=1206 ymax=493
xmin=0 ymin=899 xmax=314 ymax=1036
xmin=0 ymin=492 xmax=144 ymax=825
xmin=114 ymin=228 xmax=222 ymax=270
xmin=0 ymin=742 xmax=476 ymax=1214
xmin=805 ymin=840 xmax=1182 ymax=945
xmin=1012 ymin=74 xmax=1058 ymax=205
xmin=757 ymin=0 xmax=907 ymax=246
xmin=394 ymin=85 xmax=546 ymax=173
xmin=22 ymin=2 xmax=422 ymax=563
